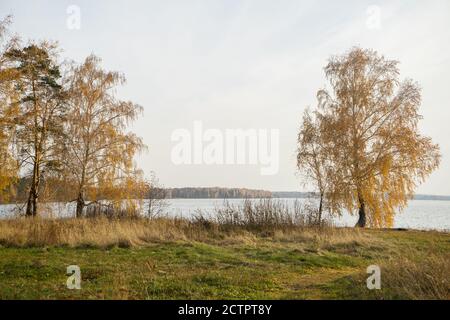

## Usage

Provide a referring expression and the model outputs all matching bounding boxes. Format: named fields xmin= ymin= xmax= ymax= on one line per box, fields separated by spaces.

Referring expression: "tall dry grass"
xmin=197 ymin=198 xmax=332 ymax=227
xmin=0 ymin=216 xmax=369 ymax=249
xmin=378 ymin=251 xmax=450 ymax=299
xmin=0 ymin=217 xmax=193 ymax=247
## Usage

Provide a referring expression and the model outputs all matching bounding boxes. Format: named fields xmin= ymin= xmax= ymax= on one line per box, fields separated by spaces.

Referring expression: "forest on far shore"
xmin=1 ymin=177 xmax=449 ymax=203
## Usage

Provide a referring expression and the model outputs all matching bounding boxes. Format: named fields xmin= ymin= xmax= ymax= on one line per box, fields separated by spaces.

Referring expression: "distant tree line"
xmin=165 ymin=188 xmax=272 ymax=199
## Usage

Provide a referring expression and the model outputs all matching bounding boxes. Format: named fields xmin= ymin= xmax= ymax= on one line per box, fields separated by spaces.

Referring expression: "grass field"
xmin=0 ymin=218 xmax=448 ymax=299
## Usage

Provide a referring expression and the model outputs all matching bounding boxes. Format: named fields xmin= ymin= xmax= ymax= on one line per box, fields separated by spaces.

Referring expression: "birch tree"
xmin=297 ymin=109 xmax=332 ymax=224
xmin=316 ymin=48 xmax=440 ymax=227
xmin=63 ymin=55 xmax=145 ymax=217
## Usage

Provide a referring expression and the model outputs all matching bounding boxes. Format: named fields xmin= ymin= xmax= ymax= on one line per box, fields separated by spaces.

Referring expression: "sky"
xmin=1 ymin=0 xmax=449 ymax=194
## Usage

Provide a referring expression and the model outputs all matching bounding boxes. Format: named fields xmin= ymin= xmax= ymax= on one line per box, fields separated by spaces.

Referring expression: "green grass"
xmin=0 ymin=228 xmax=448 ymax=299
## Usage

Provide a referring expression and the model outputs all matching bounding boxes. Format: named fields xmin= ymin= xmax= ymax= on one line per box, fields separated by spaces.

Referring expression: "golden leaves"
xmin=62 ymin=55 xmax=146 ymax=209
xmin=298 ymin=48 xmax=441 ymax=228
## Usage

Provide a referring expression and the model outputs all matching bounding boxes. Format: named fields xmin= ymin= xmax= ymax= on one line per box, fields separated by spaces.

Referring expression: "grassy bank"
xmin=0 ymin=218 xmax=448 ymax=299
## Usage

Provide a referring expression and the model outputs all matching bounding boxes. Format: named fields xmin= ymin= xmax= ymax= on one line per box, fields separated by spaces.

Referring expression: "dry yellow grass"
xmin=0 ymin=217 xmax=190 ymax=247
xmin=378 ymin=251 xmax=450 ymax=299
xmin=0 ymin=216 xmax=371 ymax=248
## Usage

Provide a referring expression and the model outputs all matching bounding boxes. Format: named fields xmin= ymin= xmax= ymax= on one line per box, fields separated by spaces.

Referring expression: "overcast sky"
xmin=1 ymin=0 xmax=449 ymax=194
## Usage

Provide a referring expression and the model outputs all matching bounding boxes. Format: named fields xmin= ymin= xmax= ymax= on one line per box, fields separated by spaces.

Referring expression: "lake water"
xmin=1 ymin=198 xmax=449 ymax=231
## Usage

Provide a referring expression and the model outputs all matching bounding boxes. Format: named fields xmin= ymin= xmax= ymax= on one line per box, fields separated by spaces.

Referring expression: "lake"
xmin=1 ymin=198 xmax=449 ymax=231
